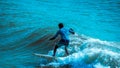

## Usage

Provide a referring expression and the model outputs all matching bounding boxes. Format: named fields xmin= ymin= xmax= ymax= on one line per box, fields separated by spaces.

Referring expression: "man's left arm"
xmin=69 ymin=28 xmax=75 ymax=34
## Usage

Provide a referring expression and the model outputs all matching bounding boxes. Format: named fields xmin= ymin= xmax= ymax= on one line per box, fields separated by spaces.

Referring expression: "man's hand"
xmin=70 ymin=31 xmax=75 ymax=34
xmin=69 ymin=28 xmax=75 ymax=34
xmin=49 ymin=37 xmax=55 ymax=40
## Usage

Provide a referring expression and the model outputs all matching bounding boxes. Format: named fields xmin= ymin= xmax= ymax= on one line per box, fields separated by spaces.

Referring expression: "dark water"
xmin=0 ymin=0 xmax=120 ymax=68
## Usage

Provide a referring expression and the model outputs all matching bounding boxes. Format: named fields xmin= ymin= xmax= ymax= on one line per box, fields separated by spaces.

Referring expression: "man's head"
xmin=58 ymin=23 xmax=64 ymax=29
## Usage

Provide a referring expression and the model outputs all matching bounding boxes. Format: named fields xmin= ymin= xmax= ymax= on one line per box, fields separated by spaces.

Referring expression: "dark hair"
xmin=58 ymin=23 xmax=64 ymax=29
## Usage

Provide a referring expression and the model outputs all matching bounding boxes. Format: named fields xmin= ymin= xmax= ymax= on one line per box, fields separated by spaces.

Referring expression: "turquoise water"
xmin=0 ymin=0 xmax=120 ymax=68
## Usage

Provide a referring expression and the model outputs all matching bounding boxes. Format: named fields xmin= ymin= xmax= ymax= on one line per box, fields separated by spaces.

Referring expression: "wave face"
xmin=0 ymin=0 xmax=120 ymax=68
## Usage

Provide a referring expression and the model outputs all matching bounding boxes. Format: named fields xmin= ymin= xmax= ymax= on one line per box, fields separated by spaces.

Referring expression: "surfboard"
xmin=33 ymin=53 xmax=57 ymax=60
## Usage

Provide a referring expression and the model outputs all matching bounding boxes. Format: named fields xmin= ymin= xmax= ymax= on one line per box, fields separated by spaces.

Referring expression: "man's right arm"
xmin=49 ymin=31 xmax=59 ymax=40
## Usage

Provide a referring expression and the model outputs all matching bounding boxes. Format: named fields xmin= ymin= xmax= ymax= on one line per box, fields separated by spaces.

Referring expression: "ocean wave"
xmin=38 ymin=33 xmax=120 ymax=68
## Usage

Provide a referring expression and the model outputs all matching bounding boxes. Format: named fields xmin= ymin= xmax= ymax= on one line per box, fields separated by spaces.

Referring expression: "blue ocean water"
xmin=0 ymin=0 xmax=120 ymax=68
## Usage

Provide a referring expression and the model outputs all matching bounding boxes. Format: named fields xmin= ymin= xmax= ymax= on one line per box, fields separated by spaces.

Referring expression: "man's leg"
xmin=53 ymin=45 xmax=58 ymax=56
xmin=65 ymin=46 xmax=69 ymax=55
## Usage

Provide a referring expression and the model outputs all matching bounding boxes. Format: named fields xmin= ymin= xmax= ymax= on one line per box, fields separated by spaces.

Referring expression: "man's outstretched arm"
xmin=49 ymin=31 xmax=59 ymax=40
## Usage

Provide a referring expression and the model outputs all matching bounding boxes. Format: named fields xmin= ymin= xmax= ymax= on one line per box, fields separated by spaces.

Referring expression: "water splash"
xmin=39 ymin=34 xmax=120 ymax=68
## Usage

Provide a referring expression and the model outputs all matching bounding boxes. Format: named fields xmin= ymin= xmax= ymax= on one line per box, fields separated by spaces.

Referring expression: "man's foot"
xmin=64 ymin=53 xmax=69 ymax=57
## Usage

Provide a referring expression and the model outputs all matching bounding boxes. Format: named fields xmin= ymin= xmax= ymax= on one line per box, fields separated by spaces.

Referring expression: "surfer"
xmin=49 ymin=23 xmax=75 ymax=56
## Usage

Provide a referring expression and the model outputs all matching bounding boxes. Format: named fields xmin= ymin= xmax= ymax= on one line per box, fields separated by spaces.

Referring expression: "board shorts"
xmin=57 ymin=39 xmax=69 ymax=47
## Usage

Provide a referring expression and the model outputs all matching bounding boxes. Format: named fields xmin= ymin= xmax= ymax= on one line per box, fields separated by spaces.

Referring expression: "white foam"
xmin=86 ymin=38 xmax=112 ymax=45
xmin=56 ymin=52 xmax=84 ymax=65
xmin=46 ymin=34 xmax=120 ymax=68
xmin=46 ymin=47 xmax=120 ymax=68
xmin=83 ymin=48 xmax=120 ymax=58
xmin=94 ymin=63 xmax=110 ymax=68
